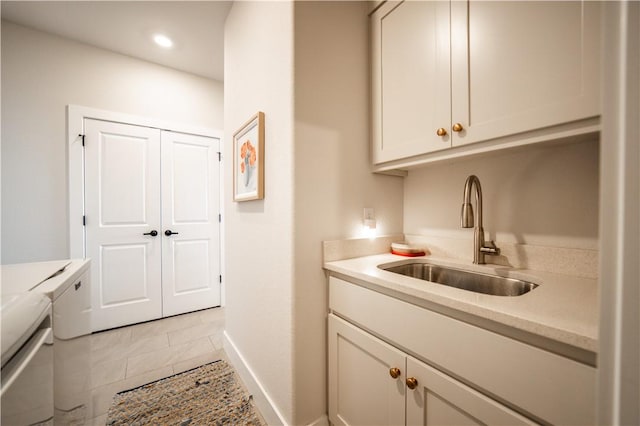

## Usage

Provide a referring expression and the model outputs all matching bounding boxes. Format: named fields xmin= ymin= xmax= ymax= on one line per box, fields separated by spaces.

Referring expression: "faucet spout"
xmin=461 ymin=175 xmax=482 ymax=228
xmin=460 ymin=175 xmax=499 ymax=264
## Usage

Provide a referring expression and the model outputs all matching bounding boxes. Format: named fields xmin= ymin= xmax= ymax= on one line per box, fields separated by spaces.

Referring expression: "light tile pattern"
xmin=86 ymin=307 xmax=227 ymax=424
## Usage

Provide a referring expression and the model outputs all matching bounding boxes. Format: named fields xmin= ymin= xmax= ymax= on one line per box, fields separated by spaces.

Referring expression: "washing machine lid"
xmin=1 ymin=292 xmax=51 ymax=367
xmin=1 ymin=260 xmax=71 ymax=295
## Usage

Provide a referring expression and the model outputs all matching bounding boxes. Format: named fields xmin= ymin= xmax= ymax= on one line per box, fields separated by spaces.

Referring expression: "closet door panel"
xmin=84 ymin=119 xmax=162 ymax=332
xmin=161 ymin=131 xmax=221 ymax=316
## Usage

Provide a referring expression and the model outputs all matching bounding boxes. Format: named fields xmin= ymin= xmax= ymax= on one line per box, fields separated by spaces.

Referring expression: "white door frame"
xmin=67 ymin=104 xmax=226 ymax=306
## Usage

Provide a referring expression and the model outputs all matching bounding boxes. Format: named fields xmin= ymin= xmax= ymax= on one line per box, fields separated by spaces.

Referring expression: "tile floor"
xmin=86 ymin=307 xmax=227 ymax=425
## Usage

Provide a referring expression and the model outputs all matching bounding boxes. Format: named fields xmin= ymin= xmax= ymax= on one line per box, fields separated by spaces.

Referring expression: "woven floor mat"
xmin=106 ymin=360 xmax=266 ymax=425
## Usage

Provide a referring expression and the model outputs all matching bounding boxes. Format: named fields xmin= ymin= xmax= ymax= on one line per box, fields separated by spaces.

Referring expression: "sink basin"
xmin=381 ymin=263 xmax=538 ymax=296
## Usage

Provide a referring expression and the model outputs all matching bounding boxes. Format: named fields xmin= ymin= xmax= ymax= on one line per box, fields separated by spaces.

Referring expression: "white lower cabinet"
xmin=328 ymin=276 xmax=596 ymax=425
xmin=329 ymin=315 xmax=532 ymax=426
xmin=329 ymin=314 xmax=406 ymax=426
xmin=405 ymin=356 xmax=532 ymax=426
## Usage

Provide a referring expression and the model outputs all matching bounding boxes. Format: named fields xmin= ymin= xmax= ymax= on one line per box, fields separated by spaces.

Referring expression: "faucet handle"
xmin=480 ymin=240 xmax=500 ymax=255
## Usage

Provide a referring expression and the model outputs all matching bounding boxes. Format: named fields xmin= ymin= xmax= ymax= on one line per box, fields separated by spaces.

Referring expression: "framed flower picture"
xmin=233 ymin=112 xmax=265 ymax=201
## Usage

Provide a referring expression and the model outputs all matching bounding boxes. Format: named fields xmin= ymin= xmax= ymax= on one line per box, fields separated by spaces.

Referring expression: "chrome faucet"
xmin=461 ymin=175 xmax=500 ymax=264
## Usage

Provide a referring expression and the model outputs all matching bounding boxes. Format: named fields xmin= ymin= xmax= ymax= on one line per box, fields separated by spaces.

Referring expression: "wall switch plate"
xmin=363 ymin=208 xmax=375 ymax=220
xmin=363 ymin=208 xmax=376 ymax=228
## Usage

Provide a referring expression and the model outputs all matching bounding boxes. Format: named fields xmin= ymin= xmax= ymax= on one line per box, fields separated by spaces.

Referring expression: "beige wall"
xmin=404 ymin=138 xmax=599 ymax=250
xmin=223 ymin=2 xmax=295 ymax=423
xmin=293 ymin=1 xmax=404 ymax=423
xmin=225 ymin=1 xmax=404 ymax=424
xmin=1 ymin=20 xmax=224 ymax=264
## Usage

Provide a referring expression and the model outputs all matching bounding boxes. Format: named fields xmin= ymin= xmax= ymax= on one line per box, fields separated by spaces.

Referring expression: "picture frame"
xmin=233 ymin=111 xmax=265 ymax=201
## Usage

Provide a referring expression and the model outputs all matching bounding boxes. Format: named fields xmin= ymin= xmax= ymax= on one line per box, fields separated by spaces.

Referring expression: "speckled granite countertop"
xmin=324 ymin=253 xmax=598 ymax=360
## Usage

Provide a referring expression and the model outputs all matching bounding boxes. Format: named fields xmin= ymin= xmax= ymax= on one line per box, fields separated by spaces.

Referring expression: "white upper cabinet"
xmin=371 ymin=1 xmax=451 ymax=163
xmin=453 ymin=1 xmax=601 ymax=146
xmin=371 ymin=0 xmax=601 ymax=166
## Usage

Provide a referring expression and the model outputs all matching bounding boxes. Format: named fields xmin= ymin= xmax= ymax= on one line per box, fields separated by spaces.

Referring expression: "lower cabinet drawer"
xmin=329 ymin=276 xmax=596 ymax=425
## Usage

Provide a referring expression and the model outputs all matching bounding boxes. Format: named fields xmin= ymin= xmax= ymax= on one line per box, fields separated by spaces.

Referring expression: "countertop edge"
xmin=324 ymin=254 xmax=598 ymax=364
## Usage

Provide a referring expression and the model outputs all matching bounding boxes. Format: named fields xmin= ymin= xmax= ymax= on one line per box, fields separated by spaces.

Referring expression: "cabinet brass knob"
xmin=406 ymin=377 xmax=418 ymax=389
xmin=452 ymin=123 xmax=464 ymax=132
xmin=436 ymin=128 xmax=447 ymax=137
xmin=389 ymin=367 xmax=401 ymax=379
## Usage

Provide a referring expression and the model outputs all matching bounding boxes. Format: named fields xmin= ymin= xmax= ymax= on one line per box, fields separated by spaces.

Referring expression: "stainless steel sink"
xmin=381 ymin=263 xmax=538 ymax=296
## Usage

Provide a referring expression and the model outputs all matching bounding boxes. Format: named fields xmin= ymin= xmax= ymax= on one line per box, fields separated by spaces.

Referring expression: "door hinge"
xmin=218 ymin=214 xmax=222 ymax=223
xmin=79 ymin=134 xmax=85 ymax=147
xmin=219 ymin=275 xmax=222 ymax=283
xmin=217 ymin=152 xmax=222 ymax=161
xmin=82 ymin=215 xmax=86 ymax=226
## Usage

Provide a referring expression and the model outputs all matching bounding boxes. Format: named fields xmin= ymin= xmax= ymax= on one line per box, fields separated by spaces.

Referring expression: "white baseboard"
xmin=223 ymin=331 xmax=288 ymax=426
xmin=307 ymin=414 xmax=330 ymax=426
xmin=224 ymin=332 xmax=330 ymax=426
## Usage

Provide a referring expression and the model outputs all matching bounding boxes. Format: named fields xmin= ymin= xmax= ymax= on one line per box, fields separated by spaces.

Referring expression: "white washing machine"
xmin=1 ymin=291 xmax=54 ymax=425
xmin=1 ymin=259 xmax=91 ymax=424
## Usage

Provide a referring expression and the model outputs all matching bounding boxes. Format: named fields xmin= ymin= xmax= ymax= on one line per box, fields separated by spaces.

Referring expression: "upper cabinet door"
xmin=371 ymin=0 xmax=451 ymax=164
xmin=451 ymin=0 xmax=601 ymax=146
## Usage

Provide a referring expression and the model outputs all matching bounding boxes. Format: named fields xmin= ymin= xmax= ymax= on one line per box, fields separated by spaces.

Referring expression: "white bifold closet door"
xmin=84 ymin=119 xmax=220 ymax=332
xmin=160 ymin=131 xmax=220 ymax=317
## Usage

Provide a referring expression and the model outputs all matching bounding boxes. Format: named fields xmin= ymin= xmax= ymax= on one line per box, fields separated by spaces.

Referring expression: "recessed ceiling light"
xmin=153 ymin=34 xmax=174 ymax=49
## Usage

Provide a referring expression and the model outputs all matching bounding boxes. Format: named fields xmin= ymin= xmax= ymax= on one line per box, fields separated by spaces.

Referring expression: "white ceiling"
xmin=1 ymin=1 xmax=232 ymax=81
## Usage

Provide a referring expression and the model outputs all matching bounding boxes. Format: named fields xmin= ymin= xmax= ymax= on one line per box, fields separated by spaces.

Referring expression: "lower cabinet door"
xmin=405 ymin=356 xmax=535 ymax=426
xmin=328 ymin=314 xmax=406 ymax=426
